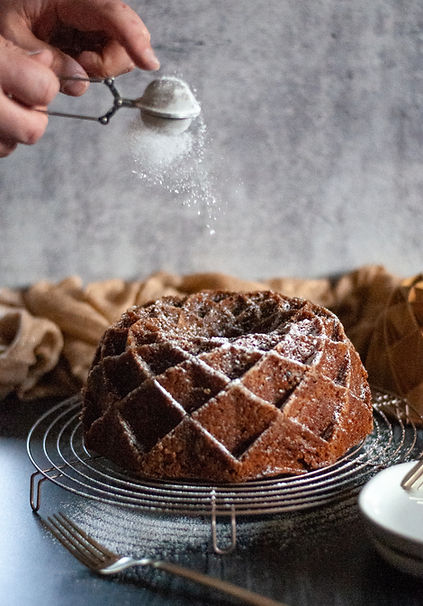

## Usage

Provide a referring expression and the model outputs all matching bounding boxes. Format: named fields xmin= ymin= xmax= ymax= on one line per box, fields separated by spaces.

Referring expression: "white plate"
xmin=358 ymin=461 xmax=423 ymax=573
xmin=371 ymin=536 xmax=423 ymax=577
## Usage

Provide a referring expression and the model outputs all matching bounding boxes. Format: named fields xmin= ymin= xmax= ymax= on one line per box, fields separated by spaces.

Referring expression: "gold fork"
xmin=43 ymin=512 xmax=287 ymax=606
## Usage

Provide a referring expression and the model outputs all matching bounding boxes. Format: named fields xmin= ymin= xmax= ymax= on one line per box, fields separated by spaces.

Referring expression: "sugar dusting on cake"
xmin=129 ymin=102 xmax=221 ymax=236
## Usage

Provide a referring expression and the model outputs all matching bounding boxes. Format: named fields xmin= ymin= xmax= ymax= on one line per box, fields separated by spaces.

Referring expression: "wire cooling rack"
xmin=27 ymin=390 xmax=423 ymax=553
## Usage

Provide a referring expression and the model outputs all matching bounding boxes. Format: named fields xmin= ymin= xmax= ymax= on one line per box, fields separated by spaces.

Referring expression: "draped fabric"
xmin=1 ymin=265 xmax=420 ymax=421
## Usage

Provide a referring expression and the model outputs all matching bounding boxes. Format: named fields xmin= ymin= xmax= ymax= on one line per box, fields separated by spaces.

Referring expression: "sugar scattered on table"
xmin=61 ymin=494 xmax=359 ymax=560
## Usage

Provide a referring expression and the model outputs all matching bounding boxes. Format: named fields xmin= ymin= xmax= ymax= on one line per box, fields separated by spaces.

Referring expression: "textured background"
xmin=1 ymin=0 xmax=423 ymax=288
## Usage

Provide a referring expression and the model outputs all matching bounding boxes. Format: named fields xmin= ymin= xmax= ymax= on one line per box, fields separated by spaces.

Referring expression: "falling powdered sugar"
xmin=129 ymin=113 xmax=220 ymax=236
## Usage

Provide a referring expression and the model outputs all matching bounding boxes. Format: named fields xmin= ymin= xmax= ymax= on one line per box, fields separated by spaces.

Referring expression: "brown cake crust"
xmin=81 ymin=290 xmax=373 ymax=482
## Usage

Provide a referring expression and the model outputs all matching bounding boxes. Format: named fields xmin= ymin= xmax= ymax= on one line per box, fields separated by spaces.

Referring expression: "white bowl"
xmin=358 ymin=461 xmax=423 ymax=576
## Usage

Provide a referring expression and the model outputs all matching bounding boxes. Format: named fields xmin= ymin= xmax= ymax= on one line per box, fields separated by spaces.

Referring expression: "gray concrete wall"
xmin=1 ymin=0 xmax=423 ymax=287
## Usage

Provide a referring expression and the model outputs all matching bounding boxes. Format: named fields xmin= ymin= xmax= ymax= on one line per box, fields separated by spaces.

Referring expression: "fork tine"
xmin=50 ymin=515 xmax=102 ymax=563
xmin=44 ymin=516 xmax=97 ymax=568
xmin=55 ymin=513 xmax=116 ymax=560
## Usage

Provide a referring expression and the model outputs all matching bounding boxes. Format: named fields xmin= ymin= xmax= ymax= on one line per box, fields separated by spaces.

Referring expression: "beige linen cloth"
xmin=1 ymin=264 xmax=421 ymax=420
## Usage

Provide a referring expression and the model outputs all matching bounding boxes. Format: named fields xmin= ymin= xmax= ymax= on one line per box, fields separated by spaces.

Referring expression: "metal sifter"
xmin=44 ymin=74 xmax=201 ymax=135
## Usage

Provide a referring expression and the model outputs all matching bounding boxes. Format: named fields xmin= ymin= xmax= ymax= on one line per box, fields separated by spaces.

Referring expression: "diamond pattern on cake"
xmin=118 ymin=380 xmax=185 ymax=452
xmin=101 ymin=350 xmax=151 ymax=397
xmin=192 ymin=383 xmax=279 ymax=457
xmin=239 ymin=415 xmax=333 ymax=479
xmin=82 ymin=290 xmax=373 ymax=482
xmin=198 ymin=344 xmax=262 ymax=379
xmin=283 ymin=370 xmax=348 ymax=440
xmin=315 ymin=339 xmax=351 ymax=386
xmin=156 ymin=358 xmax=229 ymax=412
xmin=134 ymin=342 xmax=190 ymax=375
xmin=241 ymin=351 xmax=306 ymax=406
xmin=138 ymin=417 xmax=242 ymax=482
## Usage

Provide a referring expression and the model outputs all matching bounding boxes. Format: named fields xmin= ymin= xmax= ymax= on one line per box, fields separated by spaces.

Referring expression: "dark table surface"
xmin=1 ymin=395 xmax=423 ymax=606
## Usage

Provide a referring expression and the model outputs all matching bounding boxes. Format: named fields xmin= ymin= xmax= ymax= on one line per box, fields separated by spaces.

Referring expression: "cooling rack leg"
xmin=30 ymin=471 xmax=48 ymax=512
xmin=211 ymin=502 xmax=237 ymax=555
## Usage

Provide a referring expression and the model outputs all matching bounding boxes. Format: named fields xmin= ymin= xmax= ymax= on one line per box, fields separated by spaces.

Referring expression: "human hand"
xmin=0 ymin=37 xmax=60 ymax=157
xmin=0 ymin=0 xmax=159 ymax=156
xmin=0 ymin=0 xmax=160 ymax=96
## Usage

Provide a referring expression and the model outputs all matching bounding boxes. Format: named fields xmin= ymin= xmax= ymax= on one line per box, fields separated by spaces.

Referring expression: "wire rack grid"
xmin=27 ymin=390 xmax=423 ymax=553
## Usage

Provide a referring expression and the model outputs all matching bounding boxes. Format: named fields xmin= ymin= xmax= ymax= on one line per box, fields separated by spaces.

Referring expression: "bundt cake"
xmin=81 ymin=290 xmax=373 ymax=482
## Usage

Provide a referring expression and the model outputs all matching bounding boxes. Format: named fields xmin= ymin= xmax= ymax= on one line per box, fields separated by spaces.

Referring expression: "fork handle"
xmin=149 ymin=560 xmax=288 ymax=606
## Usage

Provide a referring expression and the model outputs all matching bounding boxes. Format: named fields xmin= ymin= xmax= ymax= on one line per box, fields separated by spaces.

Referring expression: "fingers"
xmin=0 ymin=0 xmax=159 ymax=94
xmin=0 ymin=89 xmax=50 ymax=156
xmin=1 ymin=22 xmax=90 ymax=96
xmin=58 ymin=0 xmax=160 ymax=72
xmin=77 ymin=39 xmax=135 ymax=78
xmin=0 ymin=39 xmax=59 ymax=156
xmin=0 ymin=97 xmax=49 ymax=156
xmin=0 ymin=0 xmax=159 ymax=100
xmin=0 ymin=45 xmax=59 ymax=107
